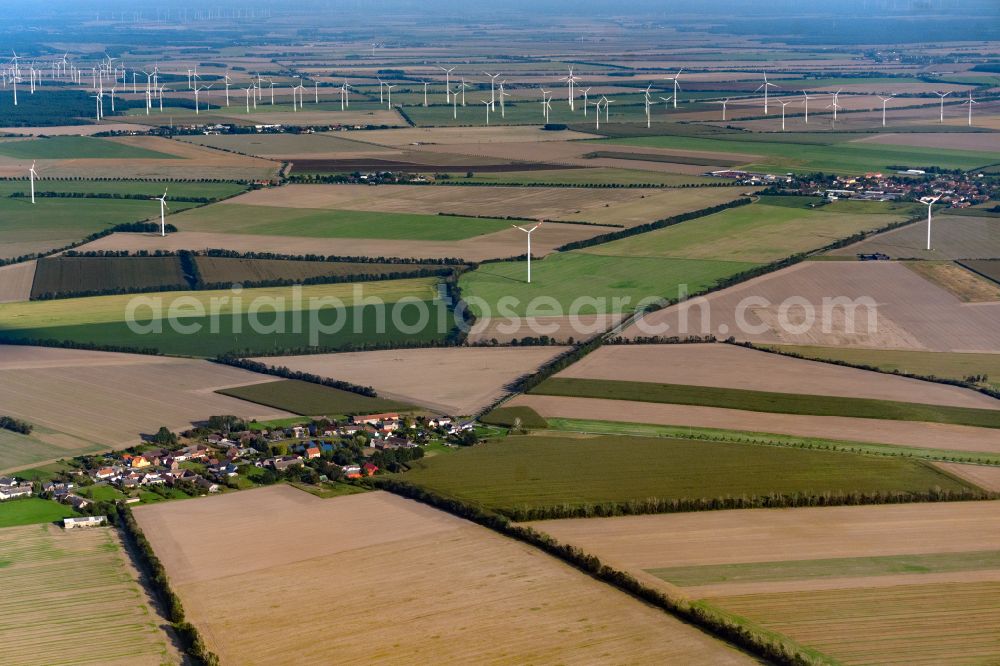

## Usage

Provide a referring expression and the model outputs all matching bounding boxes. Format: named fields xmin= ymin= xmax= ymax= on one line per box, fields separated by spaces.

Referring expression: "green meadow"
xmin=0 ymin=136 xmax=178 ymax=159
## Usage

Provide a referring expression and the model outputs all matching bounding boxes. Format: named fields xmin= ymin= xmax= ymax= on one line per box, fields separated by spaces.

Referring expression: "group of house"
xmin=0 ymin=477 xmax=32 ymax=501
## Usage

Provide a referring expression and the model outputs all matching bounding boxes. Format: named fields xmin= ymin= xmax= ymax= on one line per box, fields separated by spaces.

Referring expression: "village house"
xmin=0 ymin=478 xmax=32 ymax=501
xmin=63 ymin=494 xmax=91 ymax=511
xmin=305 ymin=446 xmax=321 ymax=459
xmin=64 ymin=516 xmax=107 ymax=529
xmin=41 ymin=481 xmax=74 ymax=499
xmin=265 ymin=455 xmax=304 ymax=471
xmin=352 ymin=413 xmax=400 ymax=426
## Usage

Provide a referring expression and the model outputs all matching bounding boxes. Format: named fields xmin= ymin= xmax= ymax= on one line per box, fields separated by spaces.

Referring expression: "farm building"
xmin=64 ymin=516 xmax=107 ymax=529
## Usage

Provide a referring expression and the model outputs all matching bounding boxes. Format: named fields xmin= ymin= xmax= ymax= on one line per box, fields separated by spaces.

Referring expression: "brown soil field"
xmin=176 ymin=132 xmax=393 ymax=158
xmin=0 ymin=122 xmax=152 ymax=136
xmin=0 ymin=345 xmax=293 ymax=462
xmin=251 ymin=346 xmax=568 ymax=414
xmin=832 ymin=215 xmax=1000 ymax=260
xmin=0 ymin=260 xmax=36 ymax=303
xmin=73 ymin=223 xmax=603 ymax=262
xmin=626 ymin=261 xmax=1000 ymax=352
xmin=905 ymin=261 xmax=1000 ymax=302
xmin=194 ymin=256 xmax=445 ymax=284
xmin=358 ymin=126 xmax=597 ymax=147
xmin=511 ymin=394 xmax=1000 ymax=453
xmin=467 ymin=313 xmax=625 ymax=344
xmin=850 ymin=131 xmax=1000 ymax=152
xmin=291 ymin=157 xmax=575 ymax=173
xmin=0 ymin=523 xmax=176 ymax=666
xmin=134 ymin=486 xmax=752 ymax=665
xmin=935 ymin=462 xmax=1000 ymax=491
xmin=557 ymin=343 xmax=999 ymax=409
xmin=229 ymin=182 xmax=729 ymax=225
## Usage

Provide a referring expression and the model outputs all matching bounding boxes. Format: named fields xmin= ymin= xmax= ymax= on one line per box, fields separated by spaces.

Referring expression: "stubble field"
xmin=133 ymin=486 xmax=752 ymax=665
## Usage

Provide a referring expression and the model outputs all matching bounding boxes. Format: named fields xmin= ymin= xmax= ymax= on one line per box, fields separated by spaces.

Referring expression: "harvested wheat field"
xmin=831 ymin=214 xmax=1000 ymax=260
xmin=0 ymin=123 xmax=153 ymax=136
xmin=626 ymin=261 xmax=1000 ymax=352
xmin=252 ymin=346 xmax=568 ymax=414
xmin=526 ymin=502 xmax=1000 ymax=665
xmin=510 ymin=394 xmax=1000 ymax=454
xmin=0 ymin=345 xmax=292 ymax=468
xmin=467 ymin=313 xmax=626 ymax=344
xmin=176 ymin=132 xmax=393 ymax=159
xmin=557 ymin=343 xmax=999 ymax=409
xmin=906 ymin=261 xmax=1000 ymax=302
xmin=134 ymin=486 xmax=752 ymax=665
xmin=934 ymin=462 xmax=1000 ymax=491
xmin=358 ymin=125 xmax=597 ymax=146
xmin=0 ymin=261 xmax=35 ymax=303
xmin=227 ymin=183 xmax=748 ymax=227
xmin=73 ymin=223 xmax=602 ymax=262
xmin=0 ymin=523 xmax=175 ymax=666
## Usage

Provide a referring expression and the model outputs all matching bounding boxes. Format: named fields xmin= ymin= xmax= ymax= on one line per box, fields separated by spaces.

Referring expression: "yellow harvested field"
xmin=358 ymin=125 xmax=597 ymax=146
xmin=935 ymin=462 xmax=1000 ymax=491
xmin=253 ymin=346 xmax=568 ymax=414
xmin=905 ymin=261 xmax=1000 ymax=303
xmin=227 ymin=182 xmax=748 ymax=227
xmin=556 ymin=343 xmax=1000 ymax=409
xmin=176 ymin=132 xmax=392 ymax=158
xmin=627 ymin=261 xmax=1000 ymax=352
xmin=0 ymin=260 xmax=35 ymax=303
xmin=0 ymin=523 xmax=175 ymax=666
xmin=73 ymin=223 xmax=602 ymax=262
xmin=0 ymin=123 xmax=153 ymax=136
xmin=0 ymin=345 xmax=293 ymax=463
xmin=467 ymin=313 xmax=625 ymax=344
xmin=134 ymin=486 xmax=752 ymax=665
xmin=511 ymin=394 xmax=1000 ymax=453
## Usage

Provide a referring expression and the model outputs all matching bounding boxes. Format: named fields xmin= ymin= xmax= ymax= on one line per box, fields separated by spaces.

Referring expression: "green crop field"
xmin=0 ymin=135 xmax=178 ymax=159
xmin=0 ymin=523 xmax=172 ymax=664
xmin=401 ymin=100 xmax=653 ymax=127
xmin=0 ymin=498 xmax=78 ymax=528
xmin=174 ymin=203 xmax=513 ymax=240
xmin=480 ymin=405 xmax=548 ymax=429
xmin=31 ymin=256 xmax=187 ymax=298
xmin=595 ymin=134 xmax=998 ymax=174
xmin=763 ymin=345 xmax=1000 ymax=391
xmin=532 ymin=377 xmax=1000 ymax=429
xmin=460 ymin=252 xmax=755 ymax=316
xmin=581 ymin=198 xmax=913 ymax=263
xmin=0 ymin=179 xmax=247 ymax=199
xmin=195 ymin=256 xmax=450 ymax=285
xmin=0 ymin=278 xmax=448 ymax=357
xmin=649 ymin=550 xmax=1000 ymax=587
xmin=399 ymin=432 xmax=970 ymax=515
xmin=0 ymin=427 xmax=106 ymax=474
xmin=219 ymin=378 xmax=414 ymax=417
xmin=0 ymin=197 xmax=199 ymax=260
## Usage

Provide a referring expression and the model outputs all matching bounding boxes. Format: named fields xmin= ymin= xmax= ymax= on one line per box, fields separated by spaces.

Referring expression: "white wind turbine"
xmin=643 ymin=84 xmax=653 ymax=128
xmin=439 ymin=66 xmax=455 ymax=103
xmin=340 ymin=81 xmax=351 ymax=110
xmin=153 ymin=188 xmax=169 ymax=237
xmin=580 ymin=87 xmax=591 ymax=116
xmin=962 ymin=91 xmax=977 ymax=126
xmin=592 ymin=98 xmax=603 ymax=130
xmin=422 ymin=80 xmax=429 ymax=107
xmin=460 ymin=78 xmax=470 ymax=106
xmin=481 ymin=99 xmax=491 ymax=125
xmin=659 ymin=96 xmax=673 ymax=112
xmin=377 ymin=76 xmax=384 ymax=104
xmin=384 ymin=82 xmax=396 ymax=107
xmin=934 ymin=91 xmax=950 ymax=123
xmin=664 ymin=68 xmax=682 ymax=108
xmin=801 ymin=91 xmax=813 ymax=123
xmin=28 ymin=160 xmax=37 ymax=204
xmin=920 ymin=195 xmax=941 ymax=251
xmin=540 ymin=89 xmax=552 ymax=123
xmin=756 ymin=72 xmax=778 ymax=114
xmin=224 ymin=74 xmax=232 ymax=106
xmin=878 ymin=95 xmax=894 ymax=127
xmin=451 ymin=85 xmax=458 ymax=119
xmin=513 ymin=221 xmax=543 ymax=283
xmin=498 ymin=82 xmax=511 ymax=118
xmin=559 ymin=66 xmax=578 ymax=110
xmin=778 ymin=100 xmax=791 ymax=131
xmin=314 ymin=80 xmax=319 ymax=104
xmin=714 ymin=97 xmax=729 ymax=121
xmin=825 ymin=98 xmax=841 ymax=128
xmin=484 ymin=71 xmax=500 ymax=110
xmin=245 ymin=85 xmax=253 ymax=113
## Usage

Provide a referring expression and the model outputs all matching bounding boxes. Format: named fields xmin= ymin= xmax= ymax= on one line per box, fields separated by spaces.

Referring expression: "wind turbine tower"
xmin=920 ymin=195 xmax=941 ymax=251
xmin=513 ymin=221 xmax=543 ymax=283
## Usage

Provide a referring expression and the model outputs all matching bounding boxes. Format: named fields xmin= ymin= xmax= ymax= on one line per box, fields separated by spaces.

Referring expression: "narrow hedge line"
xmin=10 ymin=191 xmax=218 ymax=203
xmin=0 ymin=222 xmax=178 ymax=267
xmin=117 ymin=505 xmax=220 ymax=666
xmin=497 ymin=487 xmax=997 ymax=522
xmin=212 ymin=356 xmax=379 ymax=397
xmin=373 ymin=478 xmax=826 ymax=666
xmin=0 ymin=336 xmax=162 ymax=356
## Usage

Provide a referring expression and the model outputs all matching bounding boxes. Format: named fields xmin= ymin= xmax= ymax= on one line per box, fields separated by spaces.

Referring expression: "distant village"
xmin=0 ymin=412 xmax=472 ymax=524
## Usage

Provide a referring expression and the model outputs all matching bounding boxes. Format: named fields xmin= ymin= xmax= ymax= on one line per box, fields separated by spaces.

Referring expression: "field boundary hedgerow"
xmin=117 ymin=505 xmax=221 ymax=666
xmin=372 ymin=477 xmax=835 ymax=666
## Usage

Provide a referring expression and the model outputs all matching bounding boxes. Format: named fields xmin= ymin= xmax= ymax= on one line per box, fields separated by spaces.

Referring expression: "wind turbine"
xmin=384 ymin=82 xmax=395 ymax=107
xmin=451 ymin=85 xmax=458 ymax=119
xmin=484 ymin=71 xmax=500 ymax=110
xmin=153 ymin=188 xmax=169 ymax=237
xmin=498 ymin=82 xmax=511 ymax=118
xmin=439 ymin=66 xmax=455 ymax=103
xmin=714 ymin=97 xmax=729 ymax=121
xmin=643 ymin=84 xmax=653 ymax=128
xmin=756 ymin=72 xmax=778 ymax=114
xmin=580 ymin=87 xmax=591 ymax=116
xmin=878 ymin=95 xmax=894 ymax=127
xmin=481 ymin=99 xmax=491 ymax=125
xmin=920 ymin=195 xmax=941 ymax=251
xmin=245 ymin=85 xmax=253 ymax=113
xmin=664 ymin=68 xmax=682 ymax=108
xmin=377 ymin=76 xmax=385 ymax=104
xmin=340 ymin=81 xmax=351 ymax=110
xmin=460 ymin=78 xmax=470 ymax=106
xmin=933 ymin=91 xmax=950 ymax=123
xmin=224 ymin=74 xmax=232 ymax=106
xmin=540 ymin=89 xmax=552 ymax=123
xmin=513 ymin=222 xmax=543 ymax=283
xmin=422 ymin=80 xmax=429 ymax=107
xmin=962 ymin=91 xmax=977 ymax=126
xmin=801 ymin=91 xmax=813 ymax=123
xmin=659 ymin=96 xmax=673 ymax=112
xmin=604 ymin=97 xmax=614 ymax=123
xmin=28 ymin=161 xmax=37 ymax=204
xmin=778 ymin=100 xmax=791 ymax=131
xmin=592 ymin=98 xmax=603 ymax=130
xmin=825 ymin=99 xmax=841 ymax=128
xmin=559 ymin=66 xmax=579 ymax=110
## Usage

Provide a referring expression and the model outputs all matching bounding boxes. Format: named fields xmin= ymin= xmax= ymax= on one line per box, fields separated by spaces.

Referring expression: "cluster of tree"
xmin=556 ymin=198 xmax=753 ymax=252
xmin=117 ymin=506 xmax=221 ymax=665
xmin=200 ymin=247 xmax=465 ymax=266
xmin=152 ymin=426 xmax=178 ymax=446
xmin=0 ymin=416 xmax=33 ymax=435
xmin=607 ymin=334 xmax=718 ymax=345
xmin=429 ymin=179 xmax=735 ymax=190
xmin=373 ymin=478 xmax=820 ymax=666
xmin=0 ymin=90 xmax=97 ymax=126
xmin=512 ymin=335 xmax=605 ymax=396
